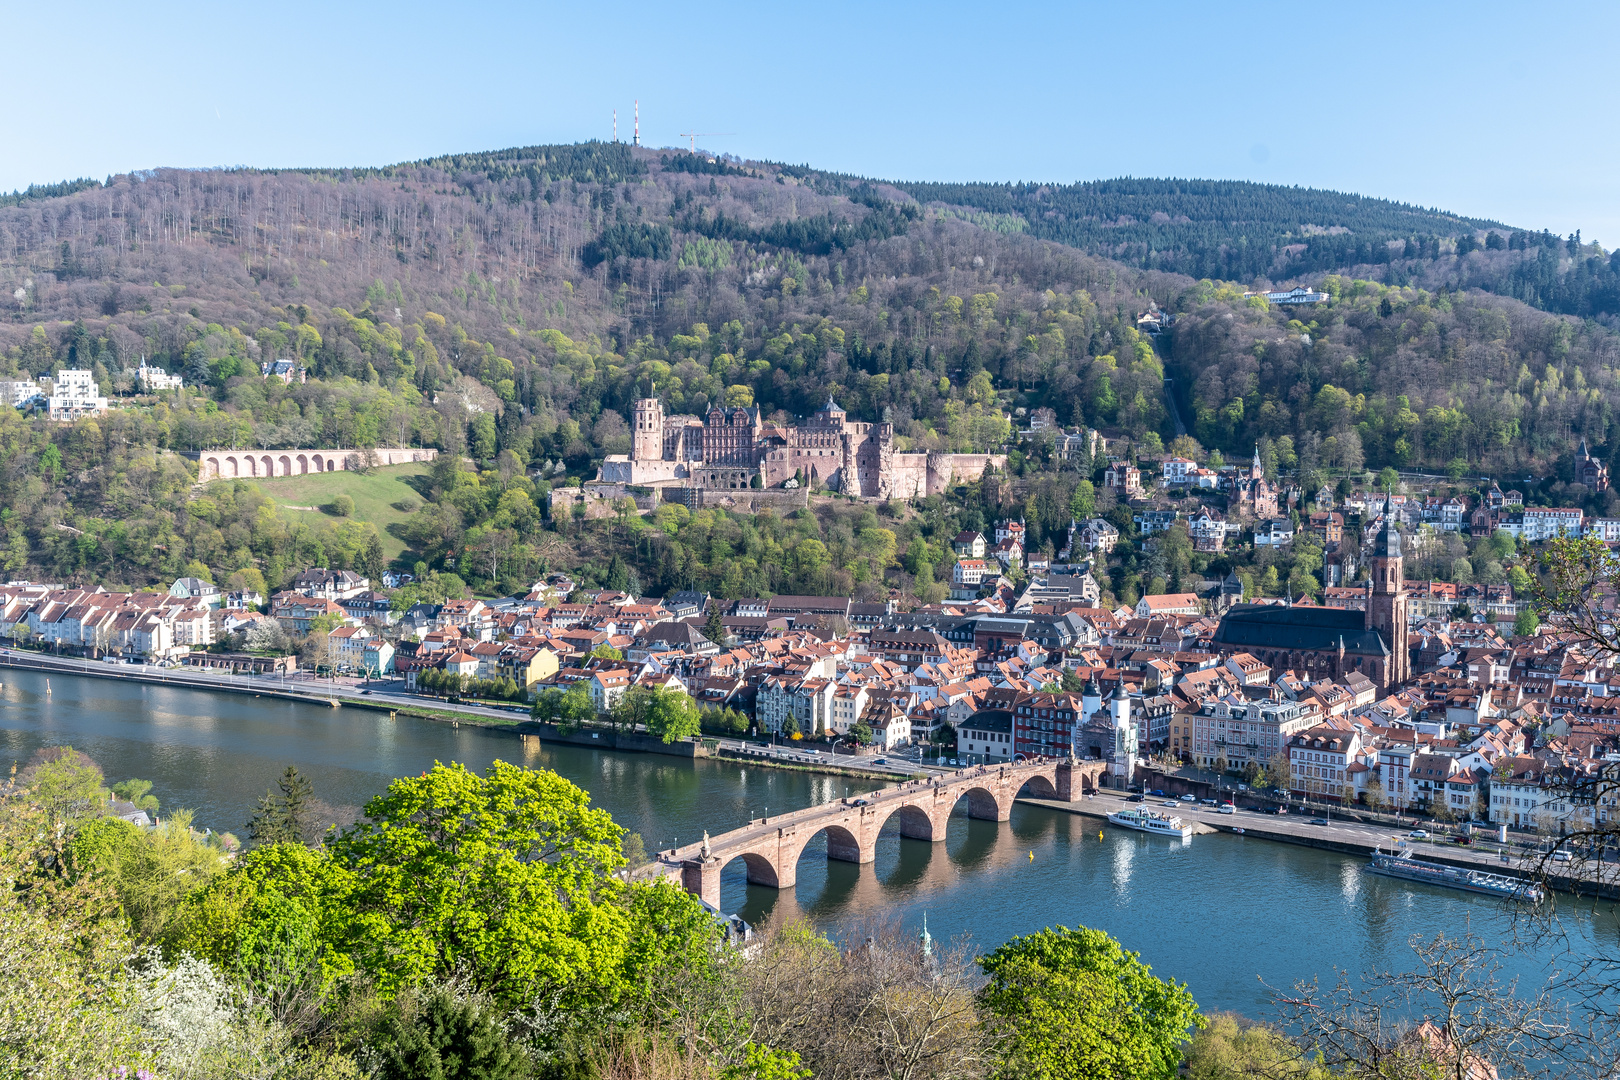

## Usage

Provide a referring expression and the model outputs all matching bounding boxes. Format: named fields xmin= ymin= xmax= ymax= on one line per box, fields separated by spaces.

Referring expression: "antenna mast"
xmin=634 ymin=100 xmax=640 ymax=147
xmin=613 ymin=109 xmax=617 ymax=143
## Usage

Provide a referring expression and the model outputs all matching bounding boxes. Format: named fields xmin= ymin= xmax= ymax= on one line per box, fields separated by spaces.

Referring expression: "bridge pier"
xmin=681 ymin=857 xmax=723 ymax=910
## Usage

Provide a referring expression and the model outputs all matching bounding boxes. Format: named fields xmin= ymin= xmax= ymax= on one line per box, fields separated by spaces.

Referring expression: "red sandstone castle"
xmin=598 ymin=397 xmax=1006 ymax=499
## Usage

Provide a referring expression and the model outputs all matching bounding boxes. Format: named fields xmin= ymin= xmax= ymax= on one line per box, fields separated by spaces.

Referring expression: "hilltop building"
xmin=47 ymin=369 xmax=109 ymax=420
xmin=599 ymin=396 xmax=1006 ymax=499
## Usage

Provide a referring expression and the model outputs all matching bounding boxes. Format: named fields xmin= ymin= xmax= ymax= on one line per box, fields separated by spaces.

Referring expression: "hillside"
xmin=224 ymin=462 xmax=432 ymax=564
xmin=0 ymin=141 xmax=1618 ymax=594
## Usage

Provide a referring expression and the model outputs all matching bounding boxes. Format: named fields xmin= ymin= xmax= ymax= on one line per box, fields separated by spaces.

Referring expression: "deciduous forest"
xmin=0 ymin=142 xmax=1618 ymax=594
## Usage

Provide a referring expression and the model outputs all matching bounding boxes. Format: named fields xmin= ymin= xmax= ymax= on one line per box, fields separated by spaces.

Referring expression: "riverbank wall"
xmin=518 ymin=721 xmax=707 ymax=758
xmin=0 ymin=652 xmax=527 ymax=730
xmin=1020 ymin=797 xmax=1620 ymax=901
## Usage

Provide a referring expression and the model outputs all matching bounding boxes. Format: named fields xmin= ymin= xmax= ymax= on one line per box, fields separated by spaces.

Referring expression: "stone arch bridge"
xmin=188 ymin=447 xmax=437 ymax=482
xmin=658 ymin=757 xmax=1108 ymax=909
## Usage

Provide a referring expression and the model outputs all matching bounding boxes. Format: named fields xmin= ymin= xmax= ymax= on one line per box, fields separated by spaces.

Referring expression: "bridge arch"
xmin=261 ymin=454 xmax=274 ymax=477
xmin=876 ymin=800 xmax=944 ymax=842
xmin=718 ymin=849 xmax=780 ymax=890
xmin=278 ymin=454 xmax=291 ymax=475
xmin=950 ymin=785 xmax=1010 ymax=821
xmin=781 ymin=821 xmax=867 ymax=870
xmin=296 ymin=454 xmax=308 ymax=474
xmin=1017 ymin=773 xmax=1059 ymax=800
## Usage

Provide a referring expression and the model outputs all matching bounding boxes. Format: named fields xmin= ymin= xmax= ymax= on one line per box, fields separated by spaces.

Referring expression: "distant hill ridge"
xmin=3 ymin=140 xmax=1617 ymax=319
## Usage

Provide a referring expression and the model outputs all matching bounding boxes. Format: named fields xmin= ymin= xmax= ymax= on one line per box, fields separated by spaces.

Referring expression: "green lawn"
xmin=213 ymin=463 xmax=432 ymax=564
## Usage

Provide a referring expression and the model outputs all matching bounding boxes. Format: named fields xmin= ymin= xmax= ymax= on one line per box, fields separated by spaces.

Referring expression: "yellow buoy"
xmin=1098 ymin=831 xmax=1104 ymax=840
xmin=1029 ymin=850 xmax=1034 ymax=861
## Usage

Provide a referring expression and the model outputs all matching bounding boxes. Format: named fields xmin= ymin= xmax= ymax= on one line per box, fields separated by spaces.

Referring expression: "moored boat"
xmin=1364 ymin=848 xmax=1542 ymax=902
xmin=1106 ymin=807 xmax=1194 ymax=839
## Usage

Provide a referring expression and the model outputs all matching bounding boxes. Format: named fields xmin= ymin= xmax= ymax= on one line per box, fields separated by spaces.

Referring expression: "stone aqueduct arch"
xmin=188 ymin=448 xmax=438 ymax=481
xmin=672 ymin=759 xmax=1107 ymax=909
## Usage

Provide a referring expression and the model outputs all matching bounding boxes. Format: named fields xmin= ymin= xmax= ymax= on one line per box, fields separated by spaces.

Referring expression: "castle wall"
xmin=928 ymin=454 xmax=1006 ymax=495
xmin=599 ymin=456 xmax=687 ymax=486
xmin=191 ymin=447 xmax=437 ymax=482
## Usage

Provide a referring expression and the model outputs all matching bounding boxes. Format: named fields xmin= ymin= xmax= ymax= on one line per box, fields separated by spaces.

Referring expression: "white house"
xmin=1255 ymin=519 xmax=1295 ymax=547
xmin=1161 ymin=457 xmax=1197 ymax=485
xmin=138 ymin=362 xmax=183 ymax=393
xmin=47 ymin=369 xmax=109 ymax=420
xmin=958 ymin=710 xmax=1013 ymax=763
xmin=588 ymin=669 xmax=632 ymax=713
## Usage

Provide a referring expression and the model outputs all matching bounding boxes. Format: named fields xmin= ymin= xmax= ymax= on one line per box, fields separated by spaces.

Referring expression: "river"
xmin=3 ymin=667 xmax=1613 ymax=1020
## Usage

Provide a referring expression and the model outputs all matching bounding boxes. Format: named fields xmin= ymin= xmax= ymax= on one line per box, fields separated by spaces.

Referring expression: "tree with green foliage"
xmin=978 ymin=925 xmax=1203 ymax=1080
xmin=1514 ymin=609 xmax=1539 ymax=637
xmin=326 ymin=760 xmax=630 ymax=1006
xmin=1182 ymin=1012 xmax=1328 ymax=1080
xmin=704 ymin=602 xmax=727 ymax=646
xmin=17 ymin=746 xmax=107 ymax=821
xmin=373 ymin=981 xmax=531 ymax=1080
xmin=641 ymin=686 xmax=703 ymax=744
xmin=247 ymin=766 xmax=314 ymax=847
xmin=532 ymin=682 xmax=594 ymax=729
xmin=67 ymin=810 xmax=227 ymax=943
xmin=850 ymin=721 xmax=873 ymax=746
xmin=111 ymin=778 xmax=159 ymax=813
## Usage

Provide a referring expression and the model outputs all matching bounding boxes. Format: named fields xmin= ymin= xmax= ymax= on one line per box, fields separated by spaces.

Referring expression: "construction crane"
xmin=678 ymin=132 xmax=735 ymax=153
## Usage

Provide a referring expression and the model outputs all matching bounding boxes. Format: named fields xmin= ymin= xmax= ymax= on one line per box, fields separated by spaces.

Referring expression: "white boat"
xmin=1106 ymin=807 xmax=1194 ymax=839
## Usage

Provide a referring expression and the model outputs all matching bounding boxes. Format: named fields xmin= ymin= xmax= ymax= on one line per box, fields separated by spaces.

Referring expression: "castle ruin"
xmin=598 ymin=397 xmax=1006 ymax=500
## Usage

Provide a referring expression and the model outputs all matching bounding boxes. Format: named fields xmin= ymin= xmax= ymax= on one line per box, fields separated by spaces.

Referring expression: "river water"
xmin=3 ymin=667 xmax=1614 ymax=1020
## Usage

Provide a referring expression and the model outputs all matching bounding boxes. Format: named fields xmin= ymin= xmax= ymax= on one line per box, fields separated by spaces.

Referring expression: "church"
xmin=1211 ymin=522 xmax=1410 ymax=692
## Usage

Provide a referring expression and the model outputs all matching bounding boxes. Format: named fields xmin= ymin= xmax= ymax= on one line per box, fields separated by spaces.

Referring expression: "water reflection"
xmin=5 ymin=668 xmax=1617 ymax=1022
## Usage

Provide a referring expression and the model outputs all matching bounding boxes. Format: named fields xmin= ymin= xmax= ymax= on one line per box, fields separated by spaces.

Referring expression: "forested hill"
xmin=1 ymin=140 xmax=1620 ymax=589
xmin=878 ymin=176 xmax=1620 ymax=321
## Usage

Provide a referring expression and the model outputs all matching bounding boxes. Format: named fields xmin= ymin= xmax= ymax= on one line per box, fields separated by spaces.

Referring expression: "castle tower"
xmin=633 ymin=398 xmax=664 ymax=462
xmin=1365 ymin=521 xmax=1409 ymax=689
xmin=1250 ymin=444 xmax=1264 ymax=480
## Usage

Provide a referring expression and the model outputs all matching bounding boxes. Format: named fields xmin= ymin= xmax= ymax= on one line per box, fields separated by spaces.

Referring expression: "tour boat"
xmin=1364 ymin=848 xmax=1542 ymax=903
xmin=1105 ymin=807 xmax=1194 ymax=839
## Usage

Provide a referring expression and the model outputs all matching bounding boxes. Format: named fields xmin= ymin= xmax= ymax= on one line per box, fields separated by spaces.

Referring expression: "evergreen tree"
xmin=247 ymin=766 xmax=315 ymax=846
xmin=703 ymin=602 xmax=726 ymax=646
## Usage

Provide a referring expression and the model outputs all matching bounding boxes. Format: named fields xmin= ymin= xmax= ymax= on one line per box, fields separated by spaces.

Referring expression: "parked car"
xmin=1219 ymin=804 xmax=1236 ymax=815
xmin=1201 ymin=798 xmax=1218 ymax=806
xmin=1453 ymin=834 xmax=1473 ymax=846
xmin=1150 ymin=789 xmax=1165 ymax=797
xmin=1552 ymin=849 xmax=1573 ymax=863
xmin=1180 ymin=794 xmax=1195 ymax=802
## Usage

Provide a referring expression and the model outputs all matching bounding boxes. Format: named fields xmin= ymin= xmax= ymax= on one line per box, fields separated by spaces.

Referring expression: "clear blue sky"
xmin=6 ymin=0 xmax=1617 ymax=244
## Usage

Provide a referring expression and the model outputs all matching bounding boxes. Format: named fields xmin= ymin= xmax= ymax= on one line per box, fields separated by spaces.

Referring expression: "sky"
xmin=4 ymin=0 xmax=1618 ymax=244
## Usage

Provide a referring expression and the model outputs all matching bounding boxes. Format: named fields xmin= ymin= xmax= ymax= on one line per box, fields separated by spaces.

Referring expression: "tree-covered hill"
xmin=0 ymin=141 xmax=1618 ymax=592
xmin=876 ymin=176 xmax=1620 ymax=322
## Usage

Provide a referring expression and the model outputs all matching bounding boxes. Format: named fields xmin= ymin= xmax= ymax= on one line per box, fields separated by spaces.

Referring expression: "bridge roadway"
xmin=656 ymin=756 xmax=1109 ymax=908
